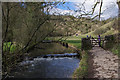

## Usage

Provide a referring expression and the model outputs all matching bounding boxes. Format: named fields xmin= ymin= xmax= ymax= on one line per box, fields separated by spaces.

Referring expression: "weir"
xmin=9 ymin=56 xmax=80 ymax=78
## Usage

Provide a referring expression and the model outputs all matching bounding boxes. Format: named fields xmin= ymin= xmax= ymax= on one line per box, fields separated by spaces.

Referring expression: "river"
xmin=10 ymin=54 xmax=80 ymax=78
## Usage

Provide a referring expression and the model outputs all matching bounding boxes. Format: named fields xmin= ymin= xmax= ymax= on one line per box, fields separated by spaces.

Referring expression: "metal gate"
xmin=90 ymin=38 xmax=106 ymax=47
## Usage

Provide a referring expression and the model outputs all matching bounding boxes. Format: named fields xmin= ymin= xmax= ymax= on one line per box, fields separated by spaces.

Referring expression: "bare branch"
xmin=99 ymin=0 xmax=103 ymax=20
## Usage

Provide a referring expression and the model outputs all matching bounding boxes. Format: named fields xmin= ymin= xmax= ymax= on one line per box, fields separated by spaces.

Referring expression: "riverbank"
xmin=73 ymin=50 xmax=88 ymax=78
xmin=2 ymin=42 xmax=77 ymax=78
xmin=65 ymin=39 xmax=89 ymax=78
xmin=2 ymin=39 xmax=83 ymax=79
xmin=28 ymin=43 xmax=75 ymax=58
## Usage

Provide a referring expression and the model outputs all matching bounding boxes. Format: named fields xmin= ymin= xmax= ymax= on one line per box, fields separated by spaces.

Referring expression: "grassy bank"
xmin=3 ymin=42 xmax=75 ymax=57
xmin=3 ymin=39 xmax=86 ymax=78
xmin=65 ymin=40 xmax=81 ymax=49
xmin=110 ymin=44 xmax=120 ymax=57
xmin=29 ymin=43 xmax=75 ymax=58
xmin=2 ymin=42 xmax=76 ymax=77
xmin=64 ymin=39 xmax=88 ymax=78
xmin=2 ymin=42 xmax=24 ymax=77
xmin=73 ymin=51 xmax=88 ymax=78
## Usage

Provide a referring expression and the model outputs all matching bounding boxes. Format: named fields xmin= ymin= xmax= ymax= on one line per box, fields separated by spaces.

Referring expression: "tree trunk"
xmin=118 ymin=2 xmax=120 ymax=32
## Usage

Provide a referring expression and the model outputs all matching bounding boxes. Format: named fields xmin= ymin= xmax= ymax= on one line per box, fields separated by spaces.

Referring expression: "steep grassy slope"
xmin=85 ymin=18 xmax=118 ymax=37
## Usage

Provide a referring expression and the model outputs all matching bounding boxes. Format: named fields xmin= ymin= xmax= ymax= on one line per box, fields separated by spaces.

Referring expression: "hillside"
xmin=49 ymin=15 xmax=118 ymax=37
xmin=85 ymin=18 xmax=119 ymax=37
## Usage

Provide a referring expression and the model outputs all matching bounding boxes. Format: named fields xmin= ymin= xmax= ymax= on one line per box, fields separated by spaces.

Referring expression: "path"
xmin=87 ymin=47 xmax=119 ymax=78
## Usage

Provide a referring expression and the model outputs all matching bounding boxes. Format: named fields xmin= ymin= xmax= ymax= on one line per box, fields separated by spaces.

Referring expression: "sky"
xmin=46 ymin=0 xmax=119 ymax=20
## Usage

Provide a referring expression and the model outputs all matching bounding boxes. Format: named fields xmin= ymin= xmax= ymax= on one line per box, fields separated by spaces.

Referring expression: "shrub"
xmin=3 ymin=42 xmax=16 ymax=53
xmin=111 ymin=44 xmax=120 ymax=57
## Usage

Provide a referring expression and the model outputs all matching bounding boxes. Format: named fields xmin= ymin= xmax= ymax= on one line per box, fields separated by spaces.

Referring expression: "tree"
xmin=2 ymin=2 xmax=60 ymax=77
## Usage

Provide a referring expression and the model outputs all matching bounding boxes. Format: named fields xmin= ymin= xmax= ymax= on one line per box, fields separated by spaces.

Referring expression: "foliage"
xmin=81 ymin=38 xmax=92 ymax=50
xmin=111 ymin=44 xmax=120 ymax=57
xmin=103 ymin=33 xmax=120 ymax=57
xmin=3 ymin=42 xmax=16 ymax=53
xmin=2 ymin=2 xmax=60 ymax=77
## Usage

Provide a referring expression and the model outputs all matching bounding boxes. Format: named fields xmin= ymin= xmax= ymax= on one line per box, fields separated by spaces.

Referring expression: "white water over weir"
xmin=42 ymin=53 xmax=79 ymax=58
xmin=10 ymin=53 xmax=80 ymax=78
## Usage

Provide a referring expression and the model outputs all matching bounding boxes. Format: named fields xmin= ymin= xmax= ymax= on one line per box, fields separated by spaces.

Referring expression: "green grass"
xmin=46 ymin=35 xmax=86 ymax=41
xmin=46 ymin=36 xmax=83 ymax=49
xmin=46 ymin=36 xmax=85 ymax=49
xmin=65 ymin=40 xmax=81 ymax=49
xmin=111 ymin=44 xmax=120 ymax=57
xmin=3 ymin=42 xmax=16 ymax=53
xmin=65 ymin=37 xmax=90 ymax=78
xmin=29 ymin=43 xmax=75 ymax=57
xmin=73 ymin=51 xmax=88 ymax=78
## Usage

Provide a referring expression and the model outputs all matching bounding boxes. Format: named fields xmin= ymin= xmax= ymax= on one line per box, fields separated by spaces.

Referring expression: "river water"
xmin=10 ymin=56 xmax=80 ymax=78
